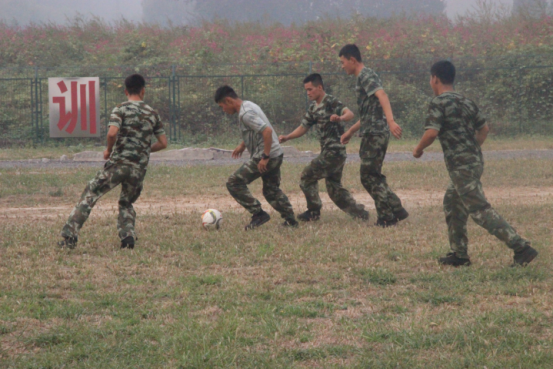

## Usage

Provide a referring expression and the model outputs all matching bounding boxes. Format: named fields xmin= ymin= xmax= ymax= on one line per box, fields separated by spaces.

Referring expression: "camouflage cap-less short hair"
xmin=303 ymin=73 xmax=324 ymax=90
xmin=125 ymin=74 xmax=146 ymax=96
xmin=431 ymin=60 xmax=456 ymax=85
xmin=339 ymin=44 xmax=362 ymax=63
xmin=214 ymin=85 xmax=239 ymax=103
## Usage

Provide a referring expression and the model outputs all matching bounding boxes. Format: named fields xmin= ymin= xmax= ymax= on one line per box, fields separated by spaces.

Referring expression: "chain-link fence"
xmin=1 ymin=54 xmax=553 ymax=146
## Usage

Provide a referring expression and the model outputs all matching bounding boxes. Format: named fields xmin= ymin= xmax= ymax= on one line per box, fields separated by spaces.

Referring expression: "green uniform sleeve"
xmin=332 ymin=98 xmax=345 ymax=117
xmin=358 ymin=70 xmax=383 ymax=97
xmin=424 ymin=100 xmax=444 ymax=131
xmin=300 ymin=109 xmax=315 ymax=130
xmin=473 ymin=105 xmax=487 ymax=131
xmin=153 ymin=112 xmax=166 ymax=137
xmin=108 ymin=106 xmax=122 ymax=128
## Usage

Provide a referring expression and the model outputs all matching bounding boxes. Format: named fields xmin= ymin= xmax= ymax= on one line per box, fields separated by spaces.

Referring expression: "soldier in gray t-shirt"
xmin=215 ymin=85 xmax=297 ymax=230
xmin=239 ymin=100 xmax=283 ymax=159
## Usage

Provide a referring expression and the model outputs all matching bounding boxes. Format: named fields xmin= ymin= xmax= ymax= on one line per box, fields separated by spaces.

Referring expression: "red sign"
xmin=49 ymin=77 xmax=100 ymax=138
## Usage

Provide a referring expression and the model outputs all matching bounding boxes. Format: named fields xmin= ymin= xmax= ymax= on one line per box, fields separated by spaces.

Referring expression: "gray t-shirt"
xmin=239 ymin=101 xmax=283 ymax=159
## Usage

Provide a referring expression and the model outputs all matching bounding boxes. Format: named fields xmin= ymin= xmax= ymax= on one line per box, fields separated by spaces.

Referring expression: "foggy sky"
xmin=0 ymin=0 xmax=533 ymax=25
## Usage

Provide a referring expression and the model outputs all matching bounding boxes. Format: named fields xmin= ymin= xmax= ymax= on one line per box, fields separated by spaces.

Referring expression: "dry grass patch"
xmin=0 ymin=157 xmax=552 ymax=367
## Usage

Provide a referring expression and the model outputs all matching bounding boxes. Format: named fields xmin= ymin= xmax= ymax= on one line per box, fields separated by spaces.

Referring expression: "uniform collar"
xmin=315 ymin=93 xmax=329 ymax=108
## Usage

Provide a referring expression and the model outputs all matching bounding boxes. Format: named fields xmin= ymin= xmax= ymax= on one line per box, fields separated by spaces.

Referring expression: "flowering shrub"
xmin=1 ymin=13 xmax=553 ymax=143
xmin=1 ymin=13 xmax=553 ymax=68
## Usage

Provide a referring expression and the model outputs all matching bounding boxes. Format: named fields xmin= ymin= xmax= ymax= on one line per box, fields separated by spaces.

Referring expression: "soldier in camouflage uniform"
xmin=279 ymin=73 xmax=368 ymax=221
xmin=339 ymin=44 xmax=408 ymax=227
xmin=58 ymin=74 xmax=167 ymax=250
xmin=215 ymin=85 xmax=298 ymax=230
xmin=414 ymin=60 xmax=537 ymax=266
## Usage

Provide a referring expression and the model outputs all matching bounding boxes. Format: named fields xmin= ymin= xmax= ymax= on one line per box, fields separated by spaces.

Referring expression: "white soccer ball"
xmin=202 ymin=209 xmax=223 ymax=230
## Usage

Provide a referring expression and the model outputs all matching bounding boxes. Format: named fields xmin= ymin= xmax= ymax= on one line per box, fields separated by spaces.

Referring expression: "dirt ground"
xmin=1 ymin=186 xmax=552 ymax=220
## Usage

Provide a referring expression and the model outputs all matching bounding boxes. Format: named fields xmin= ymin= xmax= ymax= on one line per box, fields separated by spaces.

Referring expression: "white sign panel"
xmin=49 ymin=77 xmax=101 ymax=138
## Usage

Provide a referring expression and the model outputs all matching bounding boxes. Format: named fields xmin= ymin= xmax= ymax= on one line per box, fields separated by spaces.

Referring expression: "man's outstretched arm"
xmin=279 ymin=125 xmax=308 ymax=143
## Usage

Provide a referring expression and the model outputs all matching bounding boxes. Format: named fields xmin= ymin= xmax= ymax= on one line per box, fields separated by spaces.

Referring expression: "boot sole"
xmin=438 ymin=260 xmax=471 ymax=267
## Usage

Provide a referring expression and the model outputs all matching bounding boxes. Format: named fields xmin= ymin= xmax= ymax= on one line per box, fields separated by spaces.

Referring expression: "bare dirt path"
xmin=1 ymin=186 xmax=552 ymax=220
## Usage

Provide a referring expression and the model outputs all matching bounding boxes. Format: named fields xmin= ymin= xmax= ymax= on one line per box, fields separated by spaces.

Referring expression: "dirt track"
xmin=1 ymin=186 xmax=552 ymax=220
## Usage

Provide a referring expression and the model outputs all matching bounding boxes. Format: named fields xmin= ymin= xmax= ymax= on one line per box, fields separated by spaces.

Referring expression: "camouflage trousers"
xmin=61 ymin=162 xmax=145 ymax=240
xmin=227 ymin=155 xmax=295 ymax=219
xmin=300 ymin=150 xmax=367 ymax=217
xmin=444 ymin=165 xmax=530 ymax=258
xmin=359 ymin=132 xmax=404 ymax=221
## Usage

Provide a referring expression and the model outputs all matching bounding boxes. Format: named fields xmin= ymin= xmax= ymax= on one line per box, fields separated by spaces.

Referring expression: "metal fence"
xmin=1 ymin=54 xmax=553 ymax=145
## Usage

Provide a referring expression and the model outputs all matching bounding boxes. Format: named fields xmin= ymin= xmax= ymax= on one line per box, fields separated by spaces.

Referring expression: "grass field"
xmin=1 ymin=153 xmax=553 ymax=368
xmin=2 ymin=135 xmax=553 ymax=161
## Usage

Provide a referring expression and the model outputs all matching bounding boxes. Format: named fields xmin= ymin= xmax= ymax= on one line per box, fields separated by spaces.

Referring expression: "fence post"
xmin=240 ymin=75 xmax=244 ymax=99
xmin=305 ymin=61 xmax=313 ymax=110
xmin=32 ymin=66 xmax=39 ymax=146
xmin=171 ymin=64 xmax=176 ymax=143
xmin=518 ymin=66 xmax=524 ymax=134
xmin=103 ymin=77 xmax=108 ymax=136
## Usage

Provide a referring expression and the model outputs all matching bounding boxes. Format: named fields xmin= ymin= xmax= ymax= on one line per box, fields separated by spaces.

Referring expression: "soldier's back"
xmin=109 ymin=101 xmax=162 ymax=170
xmin=429 ymin=92 xmax=487 ymax=171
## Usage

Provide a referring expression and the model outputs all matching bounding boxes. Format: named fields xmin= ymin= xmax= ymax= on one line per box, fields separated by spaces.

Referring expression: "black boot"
xmin=394 ymin=208 xmax=409 ymax=221
xmin=58 ymin=236 xmax=78 ymax=249
xmin=121 ymin=236 xmax=135 ymax=249
xmin=245 ymin=210 xmax=271 ymax=230
xmin=297 ymin=210 xmax=321 ymax=222
xmin=282 ymin=218 xmax=299 ymax=228
xmin=512 ymin=245 xmax=538 ymax=266
xmin=438 ymin=252 xmax=471 ymax=267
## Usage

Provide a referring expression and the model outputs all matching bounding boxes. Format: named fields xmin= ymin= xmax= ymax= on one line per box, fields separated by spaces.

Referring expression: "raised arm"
xmin=279 ymin=125 xmax=308 ymax=143
xmin=330 ymin=107 xmax=355 ymax=123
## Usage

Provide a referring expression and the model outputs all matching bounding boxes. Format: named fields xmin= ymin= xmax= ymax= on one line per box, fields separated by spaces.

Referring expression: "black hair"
xmin=303 ymin=73 xmax=324 ymax=90
xmin=339 ymin=44 xmax=362 ymax=63
xmin=124 ymin=74 xmax=146 ymax=95
xmin=430 ymin=60 xmax=456 ymax=85
xmin=214 ymin=85 xmax=238 ymax=103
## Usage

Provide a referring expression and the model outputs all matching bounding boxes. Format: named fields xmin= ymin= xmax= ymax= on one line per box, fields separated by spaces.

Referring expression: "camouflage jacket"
xmin=425 ymin=91 xmax=487 ymax=171
xmin=301 ymin=94 xmax=348 ymax=153
xmin=108 ymin=101 xmax=165 ymax=170
xmin=356 ymin=67 xmax=389 ymax=135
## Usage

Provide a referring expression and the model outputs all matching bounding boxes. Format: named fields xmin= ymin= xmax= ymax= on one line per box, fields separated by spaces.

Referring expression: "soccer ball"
xmin=202 ymin=209 xmax=223 ymax=230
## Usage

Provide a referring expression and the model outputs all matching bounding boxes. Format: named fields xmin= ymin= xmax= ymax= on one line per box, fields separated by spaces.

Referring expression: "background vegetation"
xmin=1 ymin=5 xmax=553 ymax=145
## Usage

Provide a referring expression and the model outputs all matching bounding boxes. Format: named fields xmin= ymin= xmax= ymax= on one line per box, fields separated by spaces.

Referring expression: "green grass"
xmin=2 ymin=135 xmax=553 ymax=160
xmin=0 ymin=156 xmax=552 ymax=367
xmin=1 ymin=157 xmax=552 ymax=206
xmin=0 ymin=204 xmax=552 ymax=368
